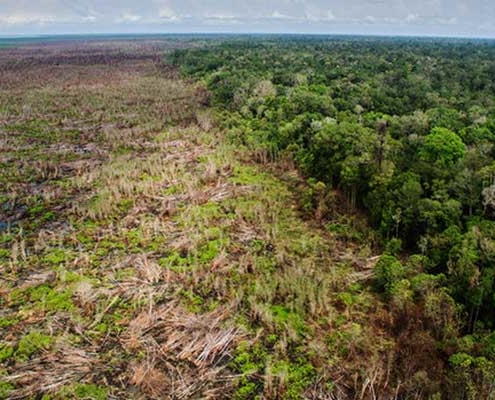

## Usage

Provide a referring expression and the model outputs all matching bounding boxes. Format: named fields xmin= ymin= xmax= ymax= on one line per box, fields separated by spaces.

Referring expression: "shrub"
xmin=374 ymin=255 xmax=405 ymax=295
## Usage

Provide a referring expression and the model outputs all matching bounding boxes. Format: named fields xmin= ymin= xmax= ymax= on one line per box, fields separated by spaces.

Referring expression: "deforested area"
xmin=1 ymin=35 xmax=495 ymax=400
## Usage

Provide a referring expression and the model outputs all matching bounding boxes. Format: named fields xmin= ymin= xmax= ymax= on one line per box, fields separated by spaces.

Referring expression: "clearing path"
xmin=1 ymin=39 xmax=393 ymax=400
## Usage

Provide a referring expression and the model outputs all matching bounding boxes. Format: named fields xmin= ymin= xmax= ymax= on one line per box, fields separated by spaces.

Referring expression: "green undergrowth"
xmin=1 ymin=41 xmax=399 ymax=400
xmin=1 ymin=116 xmax=381 ymax=397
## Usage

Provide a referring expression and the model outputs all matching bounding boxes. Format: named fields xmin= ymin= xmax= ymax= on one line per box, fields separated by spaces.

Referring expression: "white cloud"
xmin=0 ymin=13 xmax=57 ymax=25
xmin=118 ymin=12 xmax=142 ymax=22
xmin=271 ymin=11 xmax=296 ymax=20
xmin=158 ymin=6 xmax=179 ymax=20
xmin=81 ymin=15 xmax=96 ymax=22
xmin=0 ymin=0 xmax=494 ymax=37
xmin=203 ymin=13 xmax=239 ymax=25
xmin=326 ymin=10 xmax=336 ymax=22
xmin=304 ymin=7 xmax=337 ymax=22
xmin=204 ymin=13 xmax=237 ymax=20
xmin=406 ymin=13 xmax=418 ymax=22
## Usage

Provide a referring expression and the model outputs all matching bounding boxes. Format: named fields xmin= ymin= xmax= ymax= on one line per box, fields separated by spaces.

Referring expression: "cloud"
xmin=118 ymin=12 xmax=142 ymax=23
xmin=0 ymin=14 xmax=55 ymax=25
xmin=406 ymin=13 xmax=418 ymax=23
xmin=158 ymin=6 xmax=178 ymax=20
xmin=271 ymin=11 xmax=296 ymax=20
xmin=0 ymin=0 xmax=494 ymax=37
xmin=304 ymin=8 xmax=337 ymax=22
xmin=204 ymin=13 xmax=238 ymax=21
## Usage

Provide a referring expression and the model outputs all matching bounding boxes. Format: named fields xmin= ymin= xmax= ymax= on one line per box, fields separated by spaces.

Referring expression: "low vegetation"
xmin=1 ymin=35 xmax=494 ymax=399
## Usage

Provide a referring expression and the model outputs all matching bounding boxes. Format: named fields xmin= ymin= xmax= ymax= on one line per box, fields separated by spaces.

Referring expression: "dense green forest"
xmin=170 ymin=36 xmax=495 ymax=397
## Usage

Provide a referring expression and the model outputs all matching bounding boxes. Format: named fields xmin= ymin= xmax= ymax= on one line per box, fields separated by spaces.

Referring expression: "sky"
xmin=0 ymin=0 xmax=494 ymax=38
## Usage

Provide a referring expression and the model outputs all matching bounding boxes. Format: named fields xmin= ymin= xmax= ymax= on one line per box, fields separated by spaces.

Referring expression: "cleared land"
xmin=1 ymin=39 xmax=405 ymax=400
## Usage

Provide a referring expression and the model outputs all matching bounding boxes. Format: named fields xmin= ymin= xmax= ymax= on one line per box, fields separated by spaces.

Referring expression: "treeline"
xmin=170 ymin=37 xmax=495 ymax=398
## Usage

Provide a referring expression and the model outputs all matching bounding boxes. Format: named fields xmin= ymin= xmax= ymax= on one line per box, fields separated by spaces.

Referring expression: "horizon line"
xmin=2 ymin=31 xmax=495 ymax=41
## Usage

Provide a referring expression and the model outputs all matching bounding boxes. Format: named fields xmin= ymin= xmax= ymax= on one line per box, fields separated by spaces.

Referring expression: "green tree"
xmin=419 ymin=127 xmax=466 ymax=168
